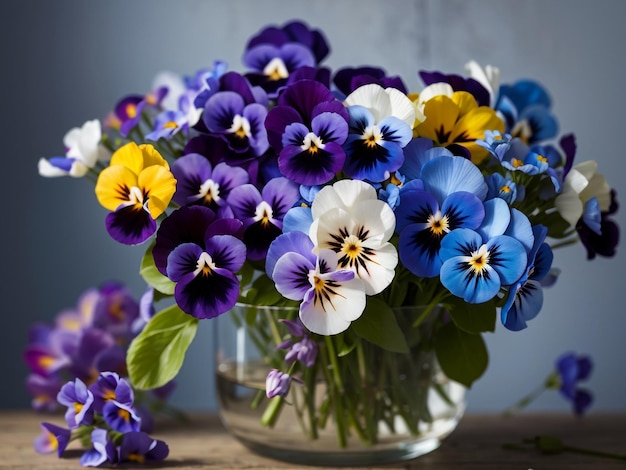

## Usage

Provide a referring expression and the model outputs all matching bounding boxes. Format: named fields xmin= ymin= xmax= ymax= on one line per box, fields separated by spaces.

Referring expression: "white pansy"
xmin=344 ymin=83 xmax=416 ymax=128
xmin=413 ymin=82 xmax=454 ymax=119
xmin=309 ymin=180 xmax=398 ymax=295
xmin=555 ymin=161 xmax=612 ymax=227
xmin=38 ymin=119 xmax=109 ymax=178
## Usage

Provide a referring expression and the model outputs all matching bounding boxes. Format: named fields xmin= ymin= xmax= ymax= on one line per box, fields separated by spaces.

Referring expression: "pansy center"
xmin=308 ymin=272 xmax=343 ymax=312
xmin=500 ymin=184 xmax=512 ymax=193
xmin=254 ymin=201 xmax=274 ymax=226
xmin=511 ymin=119 xmax=532 ymax=143
xmin=229 ymin=115 xmax=251 ymax=139
xmin=127 ymin=186 xmax=145 ymax=205
xmin=194 ymin=252 xmax=217 ymax=277
xmin=511 ymin=158 xmax=524 ymax=168
xmin=263 ymin=57 xmax=289 ymax=81
xmin=163 ymin=121 xmax=178 ymax=129
xmin=301 ymin=132 xmax=325 ymax=154
xmin=118 ymin=408 xmax=131 ymax=422
xmin=427 ymin=210 xmax=450 ymax=236
xmin=467 ymin=244 xmax=491 ymax=275
xmin=362 ymin=125 xmax=383 ymax=148
xmin=126 ymin=103 xmax=137 ymax=119
xmin=198 ymin=179 xmax=221 ymax=204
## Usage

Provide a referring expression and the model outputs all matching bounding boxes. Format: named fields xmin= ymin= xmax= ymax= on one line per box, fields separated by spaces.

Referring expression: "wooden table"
xmin=1 ymin=411 xmax=624 ymax=469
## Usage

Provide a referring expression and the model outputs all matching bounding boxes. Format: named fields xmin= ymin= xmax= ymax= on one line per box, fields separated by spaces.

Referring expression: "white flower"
xmin=38 ymin=119 xmax=109 ymax=178
xmin=344 ymin=83 xmax=416 ymax=129
xmin=309 ymin=180 xmax=398 ymax=295
xmin=555 ymin=161 xmax=612 ymax=227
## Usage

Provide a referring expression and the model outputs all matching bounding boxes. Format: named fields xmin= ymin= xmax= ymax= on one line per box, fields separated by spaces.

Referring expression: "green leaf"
xmin=127 ymin=304 xmax=198 ymax=390
xmin=139 ymin=242 xmax=175 ymax=296
xmin=351 ymin=297 xmax=409 ymax=354
xmin=434 ymin=322 xmax=488 ymax=388
xmin=445 ymin=298 xmax=496 ymax=334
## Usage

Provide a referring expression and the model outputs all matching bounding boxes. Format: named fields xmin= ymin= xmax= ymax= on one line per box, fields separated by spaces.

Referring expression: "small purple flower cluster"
xmin=34 ymin=372 xmax=169 ymax=467
xmin=24 ymin=282 xmax=174 ymax=413
xmin=265 ymin=318 xmax=318 ymax=399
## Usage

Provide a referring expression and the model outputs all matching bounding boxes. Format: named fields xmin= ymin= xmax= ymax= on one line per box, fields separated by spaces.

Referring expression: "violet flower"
xmin=57 ymin=378 xmax=95 ymax=429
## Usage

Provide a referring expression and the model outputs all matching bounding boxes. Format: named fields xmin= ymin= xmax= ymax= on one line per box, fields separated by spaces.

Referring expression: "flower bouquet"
xmin=38 ymin=19 xmax=619 ymax=466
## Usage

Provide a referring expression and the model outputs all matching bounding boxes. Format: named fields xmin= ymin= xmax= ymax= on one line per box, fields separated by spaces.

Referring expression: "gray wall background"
xmin=2 ymin=0 xmax=625 ymax=413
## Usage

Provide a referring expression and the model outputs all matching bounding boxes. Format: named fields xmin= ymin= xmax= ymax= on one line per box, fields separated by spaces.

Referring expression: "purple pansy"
xmin=555 ymin=352 xmax=593 ymax=415
xmin=229 ymin=177 xmax=300 ymax=261
xmin=33 ymin=422 xmax=71 ymax=457
xmin=79 ymin=428 xmax=117 ymax=467
xmin=57 ymin=378 xmax=95 ymax=429
xmin=244 ymin=20 xmax=329 ymax=97
xmin=171 ymin=153 xmax=249 ymax=215
xmin=103 ymin=400 xmax=142 ymax=433
xmin=118 ymin=431 xmax=169 ymax=464
xmin=265 ymin=80 xmax=349 ymax=185
xmin=165 ymin=216 xmax=247 ymax=318
xmin=202 ymin=89 xmax=269 ymax=159
xmin=26 ymin=374 xmax=63 ymax=412
xmin=89 ymin=372 xmax=134 ymax=413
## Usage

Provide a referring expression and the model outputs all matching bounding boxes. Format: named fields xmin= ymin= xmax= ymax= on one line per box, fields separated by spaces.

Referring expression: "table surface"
xmin=1 ymin=411 xmax=624 ymax=469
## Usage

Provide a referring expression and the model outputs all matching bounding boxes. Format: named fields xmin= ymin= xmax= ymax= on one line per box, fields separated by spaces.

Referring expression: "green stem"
xmin=503 ymin=384 xmax=546 ymax=416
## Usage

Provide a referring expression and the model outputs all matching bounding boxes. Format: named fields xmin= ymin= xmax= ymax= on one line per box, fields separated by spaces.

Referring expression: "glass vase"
xmin=215 ymin=303 xmax=466 ymax=467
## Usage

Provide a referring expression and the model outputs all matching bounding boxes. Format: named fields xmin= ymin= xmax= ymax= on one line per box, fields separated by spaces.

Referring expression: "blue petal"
xmin=439 ymin=228 xmax=483 ymax=262
xmin=282 ymin=206 xmax=313 ymax=234
xmin=583 ymin=197 xmax=602 ymax=235
xmin=501 ymin=279 xmax=544 ymax=331
xmin=399 ymin=224 xmax=443 ymax=277
xmin=346 ymin=105 xmax=375 ymax=133
xmin=174 ymin=267 xmax=239 ymax=319
xmin=441 ymin=191 xmax=485 ymax=230
xmin=421 ymin=156 xmax=488 ymax=203
xmin=378 ymin=116 xmax=413 ymax=147
xmin=394 ymin=189 xmax=438 ymax=233
xmin=504 ymin=208 xmax=534 ymax=253
xmin=477 ymin=198 xmax=510 ymax=240
xmin=485 ymin=235 xmax=527 ymax=285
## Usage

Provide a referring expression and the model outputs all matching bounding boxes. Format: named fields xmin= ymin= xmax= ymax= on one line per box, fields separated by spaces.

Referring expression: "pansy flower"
xmin=555 ymin=352 xmax=593 ymax=415
xmin=163 ymin=209 xmax=246 ymax=319
xmin=88 ymin=372 xmax=134 ymax=413
xmin=496 ymin=79 xmax=558 ymax=144
xmin=57 ymin=377 xmax=95 ymax=429
xmin=103 ymin=400 xmax=141 ymax=433
xmin=171 ymin=153 xmax=249 ymax=216
xmin=309 ymin=179 xmax=398 ymax=295
xmin=343 ymin=84 xmax=415 ymax=182
xmin=95 ymin=142 xmax=177 ymax=245
xmin=396 ymin=156 xmax=488 ymax=277
xmin=265 ymin=79 xmax=349 ymax=185
xmin=38 ymin=119 xmax=110 ymax=178
xmin=243 ymin=20 xmax=329 ymax=97
xmin=438 ymin=199 xmax=528 ymax=304
xmin=267 ymin=231 xmax=366 ymax=335
xmin=80 ymin=428 xmax=117 ymax=467
xmin=33 ymin=422 xmax=71 ymax=457
xmin=229 ymin=177 xmax=300 ymax=261
xmin=419 ymin=68 xmax=491 ymax=107
xmin=202 ymin=89 xmax=269 ymax=159
xmin=118 ymin=432 xmax=169 ymax=464
xmin=414 ymin=86 xmax=505 ymax=164
xmin=577 ymin=190 xmax=620 ymax=260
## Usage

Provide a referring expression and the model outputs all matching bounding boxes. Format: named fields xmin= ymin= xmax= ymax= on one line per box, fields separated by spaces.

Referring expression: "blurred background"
xmin=2 ymin=0 xmax=625 ymax=413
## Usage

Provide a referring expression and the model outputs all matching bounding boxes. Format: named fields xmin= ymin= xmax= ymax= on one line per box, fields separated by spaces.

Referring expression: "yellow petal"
xmin=109 ymin=142 xmax=144 ymax=175
xmin=138 ymin=165 xmax=177 ymax=219
xmin=415 ymin=95 xmax=460 ymax=145
xmin=139 ymin=143 xmax=170 ymax=170
xmin=95 ymin=165 xmax=138 ymax=211
xmin=451 ymin=91 xmax=478 ymax=115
